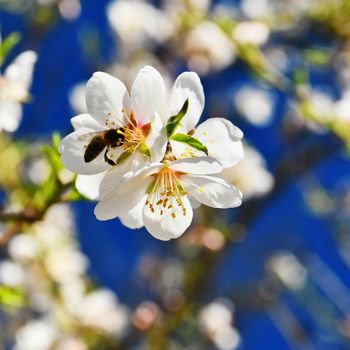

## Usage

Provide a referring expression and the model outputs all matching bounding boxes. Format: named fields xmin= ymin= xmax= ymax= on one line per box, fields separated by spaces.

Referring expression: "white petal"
xmin=59 ymin=129 xmax=110 ymax=175
xmin=119 ymin=196 xmax=147 ymax=229
xmin=4 ymin=51 xmax=37 ymax=90
xmin=86 ymin=72 xmax=131 ymax=128
xmin=0 ymin=101 xmax=22 ymax=132
xmin=170 ymin=72 xmax=204 ymax=131
xmin=70 ymin=113 xmax=104 ymax=131
xmin=131 ymin=66 xmax=166 ymax=126
xmin=143 ymin=195 xmax=193 ymax=240
xmin=76 ymin=172 xmax=106 ymax=200
xmin=181 ymin=174 xmax=242 ymax=208
xmin=169 ymin=157 xmax=223 ymax=175
xmin=99 ymin=152 xmax=146 ymax=194
xmin=194 ymin=118 xmax=244 ymax=168
xmin=94 ymin=164 xmax=161 ymax=221
xmin=188 ymin=196 xmax=202 ymax=209
xmin=144 ymin=113 xmax=167 ymax=162
xmin=95 ymin=180 xmax=150 ymax=221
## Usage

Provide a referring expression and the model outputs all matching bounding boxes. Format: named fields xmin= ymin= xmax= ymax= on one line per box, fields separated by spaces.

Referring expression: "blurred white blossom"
xmin=69 ymin=82 xmax=86 ymax=114
xmin=233 ymin=21 xmax=270 ymax=46
xmin=45 ymin=247 xmax=88 ymax=283
xmin=233 ymin=86 xmax=275 ymax=126
xmin=8 ymin=234 xmax=39 ymax=261
xmin=221 ymin=145 xmax=274 ymax=199
xmin=241 ymin=0 xmax=272 ymax=18
xmin=0 ymin=51 xmax=37 ymax=132
xmin=107 ymin=0 xmax=174 ymax=48
xmin=26 ymin=157 xmax=50 ymax=185
xmin=56 ymin=337 xmax=87 ymax=350
xmin=184 ymin=21 xmax=236 ymax=74
xmin=72 ymin=289 xmax=130 ymax=335
xmin=269 ymin=252 xmax=307 ymax=290
xmin=14 ymin=320 xmax=58 ymax=350
xmin=199 ymin=299 xmax=241 ymax=350
xmin=0 ymin=260 xmax=26 ymax=287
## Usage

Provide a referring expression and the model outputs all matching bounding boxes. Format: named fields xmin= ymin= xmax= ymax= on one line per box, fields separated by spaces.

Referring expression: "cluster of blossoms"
xmin=0 ymin=204 xmax=129 ymax=349
xmin=106 ymin=0 xmax=271 ymax=75
xmin=60 ymin=66 xmax=244 ymax=240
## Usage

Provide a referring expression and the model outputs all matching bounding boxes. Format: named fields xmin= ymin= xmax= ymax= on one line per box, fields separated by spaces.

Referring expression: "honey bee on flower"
xmin=59 ymin=66 xmax=167 ymax=184
xmin=60 ymin=66 xmax=244 ymax=240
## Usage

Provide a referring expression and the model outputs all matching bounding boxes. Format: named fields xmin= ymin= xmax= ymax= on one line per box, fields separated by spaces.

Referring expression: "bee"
xmin=81 ymin=128 xmax=125 ymax=165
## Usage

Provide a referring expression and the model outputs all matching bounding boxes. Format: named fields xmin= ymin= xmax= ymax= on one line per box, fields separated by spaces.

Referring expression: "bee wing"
xmin=77 ymin=129 xmax=104 ymax=142
xmin=84 ymin=134 xmax=107 ymax=163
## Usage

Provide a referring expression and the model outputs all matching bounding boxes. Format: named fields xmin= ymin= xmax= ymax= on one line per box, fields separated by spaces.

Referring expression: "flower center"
xmin=117 ymin=125 xmax=145 ymax=153
xmin=146 ymin=166 xmax=187 ymax=218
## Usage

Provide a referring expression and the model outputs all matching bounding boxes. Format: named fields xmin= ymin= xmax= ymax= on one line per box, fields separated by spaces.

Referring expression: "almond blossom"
xmin=95 ymin=157 xmax=242 ymax=240
xmin=59 ymin=66 xmax=167 ymax=184
xmin=0 ymin=51 xmax=37 ymax=132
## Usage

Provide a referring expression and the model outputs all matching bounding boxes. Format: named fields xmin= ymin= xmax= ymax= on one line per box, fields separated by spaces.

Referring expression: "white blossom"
xmin=72 ymin=289 xmax=130 ymax=335
xmin=107 ymin=0 xmax=174 ymax=47
xmin=0 ymin=51 xmax=37 ymax=132
xmin=8 ymin=234 xmax=39 ymax=261
xmin=0 ymin=260 xmax=26 ymax=287
xmin=59 ymin=66 xmax=167 ymax=190
xmin=184 ymin=21 xmax=236 ymax=74
xmin=69 ymin=82 xmax=86 ymax=115
xmin=233 ymin=86 xmax=274 ymax=126
xmin=199 ymin=300 xmax=241 ymax=350
xmin=269 ymin=252 xmax=307 ymax=290
xmin=221 ymin=145 xmax=274 ymax=199
xmin=233 ymin=21 xmax=270 ymax=46
xmin=14 ymin=320 xmax=58 ymax=350
xmin=45 ymin=247 xmax=88 ymax=283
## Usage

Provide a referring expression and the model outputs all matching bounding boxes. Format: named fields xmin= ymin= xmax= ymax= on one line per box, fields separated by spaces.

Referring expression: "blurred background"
xmin=1 ymin=0 xmax=350 ymax=349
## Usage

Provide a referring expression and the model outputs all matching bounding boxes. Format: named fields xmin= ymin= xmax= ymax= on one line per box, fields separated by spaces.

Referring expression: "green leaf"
xmin=138 ymin=143 xmax=151 ymax=158
xmin=169 ymin=133 xmax=208 ymax=155
xmin=0 ymin=32 xmax=21 ymax=66
xmin=0 ymin=286 xmax=26 ymax=307
xmin=41 ymin=133 xmax=62 ymax=173
xmin=293 ymin=68 xmax=309 ymax=86
xmin=165 ymin=99 xmax=189 ymax=137
xmin=116 ymin=150 xmax=132 ymax=165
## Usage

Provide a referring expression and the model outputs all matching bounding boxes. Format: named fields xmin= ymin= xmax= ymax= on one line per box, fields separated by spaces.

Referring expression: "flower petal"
xmin=0 ymin=101 xmax=22 ymax=132
xmin=188 ymin=196 xmax=202 ymax=209
xmin=76 ymin=172 xmax=106 ymax=200
xmin=119 ymin=196 xmax=147 ymax=229
xmin=94 ymin=164 xmax=162 ymax=221
xmin=99 ymin=152 xmax=147 ymax=194
xmin=181 ymin=174 xmax=242 ymax=208
xmin=131 ymin=66 xmax=166 ymax=126
xmin=143 ymin=195 xmax=193 ymax=240
xmin=170 ymin=72 xmax=204 ymax=131
xmin=95 ymin=179 xmax=150 ymax=221
xmin=71 ymin=113 xmax=104 ymax=131
xmin=59 ymin=128 xmax=110 ymax=175
xmin=86 ymin=72 xmax=131 ymax=128
xmin=144 ymin=113 xmax=167 ymax=162
xmin=194 ymin=118 xmax=244 ymax=168
xmin=169 ymin=157 xmax=223 ymax=175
